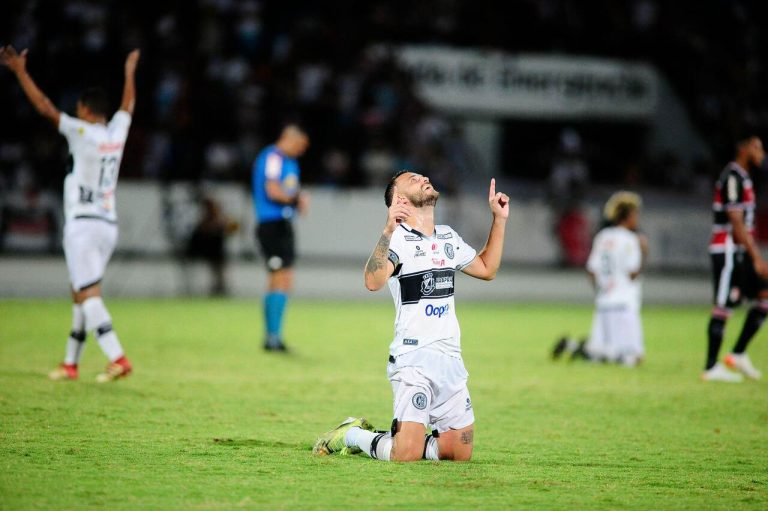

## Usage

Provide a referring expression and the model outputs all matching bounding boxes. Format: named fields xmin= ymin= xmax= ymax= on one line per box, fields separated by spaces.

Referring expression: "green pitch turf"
xmin=0 ymin=299 xmax=766 ymax=510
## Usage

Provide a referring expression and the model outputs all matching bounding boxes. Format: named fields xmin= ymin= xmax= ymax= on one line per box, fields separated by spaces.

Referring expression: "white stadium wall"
xmin=112 ymin=182 xmax=710 ymax=270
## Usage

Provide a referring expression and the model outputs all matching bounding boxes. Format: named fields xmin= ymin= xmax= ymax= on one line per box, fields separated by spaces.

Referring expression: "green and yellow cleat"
xmin=313 ymin=417 xmax=375 ymax=456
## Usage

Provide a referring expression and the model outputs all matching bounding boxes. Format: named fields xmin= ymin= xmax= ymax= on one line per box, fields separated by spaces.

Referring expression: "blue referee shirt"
xmin=252 ymin=145 xmax=301 ymax=223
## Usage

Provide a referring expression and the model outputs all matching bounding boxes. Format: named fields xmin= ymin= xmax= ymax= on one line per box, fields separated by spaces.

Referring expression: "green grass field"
xmin=0 ymin=299 xmax=766 ymax=510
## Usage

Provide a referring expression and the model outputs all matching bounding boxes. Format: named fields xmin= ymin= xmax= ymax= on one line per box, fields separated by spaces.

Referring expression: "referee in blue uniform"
xmin=252 ymin=124 xmax=309 ymax=351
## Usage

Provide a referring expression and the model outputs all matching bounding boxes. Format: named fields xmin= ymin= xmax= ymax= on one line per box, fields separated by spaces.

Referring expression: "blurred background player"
xmin=313 ymin=171 xmax=509 ymax=462
xmin=251 ymin=125 xmax=309 ymax=351
xmin=703 ymin=135 xmax=767 ymax=382
xmin=186 ymin=195 xmax=239 ymax=296
xmin=553 ymin=191 xmax=647 ymax=366
xmin=0 ymin=45 xmax=139 ymax=382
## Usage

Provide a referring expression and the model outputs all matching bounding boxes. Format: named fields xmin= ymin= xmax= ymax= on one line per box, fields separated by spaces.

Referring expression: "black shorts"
xmin=256 ymin=219 xmax=295 ymax=271
xmin=711 ymin=251 xmax=768 ymax=307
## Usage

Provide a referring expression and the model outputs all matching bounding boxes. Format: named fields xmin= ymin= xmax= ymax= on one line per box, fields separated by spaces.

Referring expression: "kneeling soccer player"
xmin=553 ymin=191 xmax=648 ymax=367
xmin=313 ymin=170 xmax=509 ymax=461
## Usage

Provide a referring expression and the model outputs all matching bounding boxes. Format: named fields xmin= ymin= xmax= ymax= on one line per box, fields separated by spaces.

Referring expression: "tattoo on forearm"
xmin=460 ymin=431 xmax=474 ymax=445
xmin=365 ymin=234 xmax=390 ymax=275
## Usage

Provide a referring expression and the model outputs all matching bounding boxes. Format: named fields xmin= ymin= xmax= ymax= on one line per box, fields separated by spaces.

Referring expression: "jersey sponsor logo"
xmin=432 ymin=258 xmax=445 ymax=266
xmin=465 ymin=397 xmax=472 ymax=411
xmin=403 ymin=338 xmax=419 ymax=345
xmin=436 ymin=232 xmax=453 ymax=239
xmin=399 ymin=268 xmax=455 ymax=304
xmin=445 ymin=243 xmax=454 ymax=259
xmin=98 ymin=142 xmax=124 ymax=151
xmin=283 ymin=174 xmax=299 ymax=191
xmin=421 ymin=273 xmax=435 ymax=295
xmin=414 ymin=246 xmax=426 ymax=257
xmin=405 ymin=235 xmax=422 ymax=241
xmin=425 ymin=303 xmax=450 ymax=318
xmin=412 ymin=392 xmax=428 ymax=410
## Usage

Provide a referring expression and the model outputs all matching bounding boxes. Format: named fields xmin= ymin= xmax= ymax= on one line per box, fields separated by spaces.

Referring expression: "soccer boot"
xmin=264 ymin=335 xmax=288 ymax=353
xmin=96 ymin=356 xmax=132 ymax=383
xmin=724 ymin=353 xmax=762 ymax=380
xmin=313 ymin=417 xmax=375 ymax=456
xmin=552 ymin=336 xmax=568 ymax=360
xmin=701 ymin=362 xmax=743 ymax=383
xmin=48 ymin=363 xmax=78 ymax=381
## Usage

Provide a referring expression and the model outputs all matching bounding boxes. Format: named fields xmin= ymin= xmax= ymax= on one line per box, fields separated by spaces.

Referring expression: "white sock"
xmin=345 ymin=428 xmax=392 ymax=461
xmin=82 ymin=297 xmax=124 ymax=362
xmin=424 ymin=435 xmax=440 ymax=461
xmin=64 ymin=304 xmax=86 ymax=365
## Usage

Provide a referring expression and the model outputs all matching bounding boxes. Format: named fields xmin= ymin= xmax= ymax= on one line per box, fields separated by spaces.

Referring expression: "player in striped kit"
xmin=1 ymin=45 xmax=139 ymax=382
xmin=313 ymin=170 xmax=509 ymax=462
xmin=703 ymin=135 xmax=766 ymax=382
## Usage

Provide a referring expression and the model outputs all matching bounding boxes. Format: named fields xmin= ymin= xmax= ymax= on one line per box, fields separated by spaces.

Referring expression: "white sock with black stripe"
xmin=82 ymin=297 xmax=124 ymax=362
xmin=64 ymin=304 xmax=86 ymax=365
xmin=345 ymin=428 xmax=393 ymax=461
xmin=423 ymin=435 xmax=440 ymax=460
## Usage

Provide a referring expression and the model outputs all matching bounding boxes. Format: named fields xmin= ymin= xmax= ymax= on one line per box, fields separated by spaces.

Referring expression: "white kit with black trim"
xmin=386 ymin=222 xmax=477 ymax=358
xmin=59 ymin=111 xmax=132 ymax=224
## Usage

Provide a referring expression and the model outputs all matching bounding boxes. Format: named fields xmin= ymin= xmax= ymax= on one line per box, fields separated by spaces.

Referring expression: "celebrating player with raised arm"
xmin=313 ymin=171 xmax=509 ymax=461
xmin=1 ymin=45 xmax=140 ymax=382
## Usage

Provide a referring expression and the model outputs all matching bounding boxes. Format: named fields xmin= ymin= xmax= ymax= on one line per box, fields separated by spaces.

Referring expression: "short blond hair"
xmin=603 ymin=191 xmax=642 ymax=224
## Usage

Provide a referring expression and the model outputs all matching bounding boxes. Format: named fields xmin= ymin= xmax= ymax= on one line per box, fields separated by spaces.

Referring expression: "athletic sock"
xmin=82 ymin=297 xmax=125 ymax=362
xmin=423 ymin=435 xmax=440 ymax=461
xmin=733 ymin=304 xmax=768 ymax=354
xmin=63 ymin=304 xmax=86 ymax=365
xmin=345 ymin=428 xmax=392 ymax=461
xmin=706 ymin=315 xmax=727 ymax=370
xmin=264 ymin=292 xmax=288 ymax=340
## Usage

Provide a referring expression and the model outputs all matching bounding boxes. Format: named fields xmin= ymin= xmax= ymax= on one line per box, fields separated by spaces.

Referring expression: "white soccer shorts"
xmin=63 ymin=219 xmax=118 ymax=291
xmin=586 ymin=307 xmax=644 ymax=362
xmin=387 ymin=347 xmax=475 ymax=433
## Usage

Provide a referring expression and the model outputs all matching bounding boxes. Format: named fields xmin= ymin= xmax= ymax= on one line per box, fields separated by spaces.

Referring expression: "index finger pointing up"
xmin=489 ymin=178 xmax=496 ymax=201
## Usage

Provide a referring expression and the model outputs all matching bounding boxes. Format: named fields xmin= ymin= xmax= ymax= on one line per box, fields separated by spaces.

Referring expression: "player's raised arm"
xmin=0 ymin=45 xmax=60 ymax=125
xmin=119 ymin=49 xmax=140 ymax=115
xmin=462 ymin=178 xmax=509 ymax=281
xmin=364 ymin=198 xmax=411 ymax=291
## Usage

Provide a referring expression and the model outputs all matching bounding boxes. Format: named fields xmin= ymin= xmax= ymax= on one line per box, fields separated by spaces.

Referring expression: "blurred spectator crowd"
xmin=0 ymin=0 xmax=766 ymax=203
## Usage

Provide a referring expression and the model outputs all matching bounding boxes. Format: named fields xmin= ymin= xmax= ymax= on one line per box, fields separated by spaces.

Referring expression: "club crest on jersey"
xmin=412 ymin=392 xmax=428 ymax=410
xmin=421 ymin=272 xmax=435 ymax=295
xmin=445 ymin=243 xmax=454 ymax=259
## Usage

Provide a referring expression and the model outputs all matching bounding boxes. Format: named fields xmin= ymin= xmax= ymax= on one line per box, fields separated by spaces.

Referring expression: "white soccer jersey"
xmin=387 ymin=223 xmax=477 ymax=358
xmin=59 ymin=111 xmax=132 ymax=223
xmin=586 ymin=226 xmax=642 ymax=311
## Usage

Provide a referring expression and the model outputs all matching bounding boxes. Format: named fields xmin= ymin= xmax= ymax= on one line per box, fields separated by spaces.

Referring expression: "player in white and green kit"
xmin=314 ymin=170 xmax=509 ymax=461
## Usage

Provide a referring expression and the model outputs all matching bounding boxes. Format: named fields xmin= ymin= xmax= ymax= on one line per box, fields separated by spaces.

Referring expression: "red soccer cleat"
xmin=96 ymin=356 xmax=132 ymax=383
xmin=49 ymin=363 xmax=78 ymax=381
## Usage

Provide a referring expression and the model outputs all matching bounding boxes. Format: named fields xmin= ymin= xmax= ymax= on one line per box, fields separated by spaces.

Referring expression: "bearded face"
xmin=398 ymin=175 xmax=440 ymax=207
